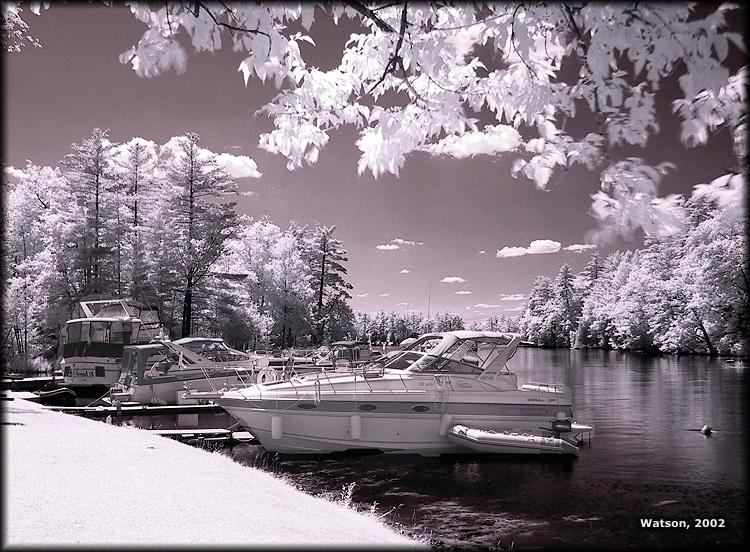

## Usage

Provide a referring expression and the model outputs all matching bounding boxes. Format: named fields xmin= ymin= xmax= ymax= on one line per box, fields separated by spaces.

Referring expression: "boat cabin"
xmin=377 ymin=331 xmax=521 ymax=380
xmin=327 ymin=340 xmax=382 ymax=363
xmin=118 ymin=338 xmax=255 ymax=385
xmin=174 ymin=337 xmax=252 ymax=363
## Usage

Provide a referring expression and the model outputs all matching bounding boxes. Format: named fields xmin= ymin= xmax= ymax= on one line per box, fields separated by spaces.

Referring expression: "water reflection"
xmin=227 ymin=349 xmax=747 ymax=549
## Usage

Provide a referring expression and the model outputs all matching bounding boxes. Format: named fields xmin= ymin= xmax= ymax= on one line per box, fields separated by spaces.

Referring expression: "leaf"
xmin=725 ymin=32 xmax=747 ymax=54
xmin=714 ymin=35 xmax=729 ymax=61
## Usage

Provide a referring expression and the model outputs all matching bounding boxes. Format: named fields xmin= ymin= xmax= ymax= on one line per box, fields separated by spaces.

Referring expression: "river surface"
xmin=223 ymin=349 xmax=746 ymax=550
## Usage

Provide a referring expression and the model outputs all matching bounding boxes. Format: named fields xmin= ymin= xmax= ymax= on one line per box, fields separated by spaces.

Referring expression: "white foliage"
xmin=8 ymin=3 xmax=748 ymax=240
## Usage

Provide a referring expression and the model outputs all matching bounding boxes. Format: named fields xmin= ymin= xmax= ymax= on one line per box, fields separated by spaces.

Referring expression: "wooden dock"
xmin=147 ymin=428 xmax=260 ymax=446
xmin=1 ymin=375 xmax=65 ymax=392
xmin=44 ymin=403 xmax=224 ymax=418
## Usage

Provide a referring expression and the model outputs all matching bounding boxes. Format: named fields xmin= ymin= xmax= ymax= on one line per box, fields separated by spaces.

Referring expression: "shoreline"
xmin=3 ymin=396 xmax=425 ymax=548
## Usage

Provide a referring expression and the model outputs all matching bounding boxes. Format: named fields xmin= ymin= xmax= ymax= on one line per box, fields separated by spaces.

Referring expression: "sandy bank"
xmin=3 ymin=397 xmax=425 ymax=547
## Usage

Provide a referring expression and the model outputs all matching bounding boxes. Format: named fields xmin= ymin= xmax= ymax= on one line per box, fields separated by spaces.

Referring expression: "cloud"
xmin=496 ymin=246 xmax=528 ymax=258
xmin=454 ymin=290 xmax=473 ymax=295
xmin=378 ymin=292 xmax=390 ymax=297
xmin=354 ymin=293 xmax=369 ymax=298
xmin=496 ymin=239 xmax=561 ymax=258
xmin=504 ymin=305 xmax=524 ymax=312
xmin=421 ymin=124 xmax=522 ymax=159
xmin=4 ymin=165 xmax=27 ymax=179
xmin=376 ymin=244 xmax=400 ymax=250
xmin=160 ymin=137 xmax=261 ymax=178
xmin=478 ymin=250 xmax=486 ymax=255
xmin=471 ymin=303 xmax=502 ymax=309
xmin=215 ymin=152 xmax=262 ymax=178
xmin=564 ymin=244 xmax=597 ymax=253
xmin=498 ymin=293 xmax=526 ymax=301
xmin=398 ymin=302 xmax=409 ymax=306
xmin=399 ymin=269 xmax=410 ymax=274
xmin=392 ymin=238 xmax=424 ymax=246
xmin=440 ymin=276 xmax=466 ymax=283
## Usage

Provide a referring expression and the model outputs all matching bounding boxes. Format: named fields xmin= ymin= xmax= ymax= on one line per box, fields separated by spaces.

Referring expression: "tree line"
xmin=3 ymin=129 xmax=356 ymax=360
xmin=516 ymin=194 xmax=747 ymax=356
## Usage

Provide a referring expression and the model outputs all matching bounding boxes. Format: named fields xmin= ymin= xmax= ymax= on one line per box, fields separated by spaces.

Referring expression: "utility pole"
xmin=426 ymin=277 xmax=432 ymax=320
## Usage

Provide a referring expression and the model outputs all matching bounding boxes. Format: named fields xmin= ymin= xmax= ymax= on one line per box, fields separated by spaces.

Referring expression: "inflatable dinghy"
xmin=447 ymin=424 xmax=579 ymax=455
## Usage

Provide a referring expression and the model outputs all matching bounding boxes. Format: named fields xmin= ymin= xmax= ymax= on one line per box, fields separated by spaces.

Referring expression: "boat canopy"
xmin=330 ymin=340 xmax=368 ymax=348
xmin=75 ymin=299 xmax=159 ymax=320
xmin=171 ymin=337 xmax=252 ymax=363
xmin=393 ymin=331 xmax=521 ymax=376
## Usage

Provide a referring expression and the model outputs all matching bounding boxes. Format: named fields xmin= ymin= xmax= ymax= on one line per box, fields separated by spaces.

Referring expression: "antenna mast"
xmin=426 ymin=277 xmax=432 ymax=320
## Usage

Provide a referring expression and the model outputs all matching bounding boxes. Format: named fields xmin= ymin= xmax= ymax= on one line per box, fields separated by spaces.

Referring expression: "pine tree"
xmin=62 ymin=128 xmax=118 ymax=295
xmin=302 ymin=223 xmax=353 ymax=344
xmin=160 ymin=133 xmax=239 ymax=337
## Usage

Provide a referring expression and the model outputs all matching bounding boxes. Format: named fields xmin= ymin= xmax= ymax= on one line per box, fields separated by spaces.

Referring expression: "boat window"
xmin=119 ymin=347 xmax=140 ymax=385
xmin=80 ymin=322 xmax=90 ymax=342
xmin=145 ymin=351 xmax=179 ymax=377
xmin=130 ymin=322 xmax=140 ymax=343
xmin=381 ymin=350 xmax=437 ymax=371
xmin=333 ymin=348 xmax=356 ymax=361
xmin=421 ymin=357 xmax=483 ymax=375
xmin=110 ymin=321 xmax=132 ymax=344
xmin=409 ymin=336 xmax=442 ymax=353
xmin=95 ymin=304 xmax=129 ymax=318
xmin=66 ymin=322 xmax=82 ymax=344
xmin=90 ymin=321 xmax=110 ymax=343
xmin=139 ymin=309 xmax=160 ymax=324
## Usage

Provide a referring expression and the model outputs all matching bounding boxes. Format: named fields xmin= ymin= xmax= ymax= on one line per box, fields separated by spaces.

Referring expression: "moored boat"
xmin=61 ymin=299 xmax=167 ymax=390
xmin=447 ymin=424 xmax=579 ymax=455
xmin=110 ymin=337 xmax=266 ymax=405
xmin=218 ymin=331 xmax=592 ymax=456
xmin=254 ymin=340 xmax=384 ymax=383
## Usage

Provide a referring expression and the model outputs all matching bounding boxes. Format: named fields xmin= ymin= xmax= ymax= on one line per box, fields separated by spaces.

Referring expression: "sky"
xmin=3 ymin=5 xmax=743 ymax=324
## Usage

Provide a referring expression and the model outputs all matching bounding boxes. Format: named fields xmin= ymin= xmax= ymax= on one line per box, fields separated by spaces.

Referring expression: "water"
xmin=225 ymin=349 xmax=747 ymax=550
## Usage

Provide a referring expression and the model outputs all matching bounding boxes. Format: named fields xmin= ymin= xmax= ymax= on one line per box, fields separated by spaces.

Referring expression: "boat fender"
xmin=351 ymin=415 xmax=362 ymax=440
xmin=256 ymin=367 xmax=277 ymax=385
xmin=438 ymin=413 xmax=453 ymax=436
xmin=271 ymin=415 xmax=282 ymax=440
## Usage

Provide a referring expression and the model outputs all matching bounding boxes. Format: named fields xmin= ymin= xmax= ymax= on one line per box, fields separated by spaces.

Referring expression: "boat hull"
xmin=220 ymin=398 xmax=573 ymax=455
xmin=121 ymin=372 xmax=255 ymax=405
xmin=61 ymin=356 xmax=122 ymax=388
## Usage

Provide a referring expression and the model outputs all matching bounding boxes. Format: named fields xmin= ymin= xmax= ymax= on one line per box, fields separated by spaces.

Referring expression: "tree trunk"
xmin=280 ymin=302 xmax=288 ymax=348
xmin=93 ymin=171 xmax=100 ymax=293
xmin=182 ymin=277 xmax=193 ymax=337
xmin=693 ymin=309 xmax=717 ymax=355
xmin=316 ymin=247 xmax=326 ymax=343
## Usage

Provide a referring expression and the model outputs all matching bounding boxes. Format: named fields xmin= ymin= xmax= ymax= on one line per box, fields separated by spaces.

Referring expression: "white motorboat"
xmin=254 ymin=340 xmax=384 ymax=383
xmin=110 ymin=337 xmax=267 ymax=405
xmin=61 ymin=299 xmax=168 ymax=389
xmin=218 ymin=331 xmax=591 ymax=456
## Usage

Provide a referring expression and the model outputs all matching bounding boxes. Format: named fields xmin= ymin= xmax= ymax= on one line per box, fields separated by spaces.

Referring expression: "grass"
xmin=216 ymin=447 xmax=435 ymax=546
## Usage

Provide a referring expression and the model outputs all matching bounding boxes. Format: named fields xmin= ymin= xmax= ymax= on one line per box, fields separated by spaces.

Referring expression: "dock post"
xmin=177 ymin=391 xmax=200 ymax=427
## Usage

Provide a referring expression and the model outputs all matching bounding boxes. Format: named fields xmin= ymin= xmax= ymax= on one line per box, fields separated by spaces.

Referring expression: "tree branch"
xmin=193 ymin=2 xmax=271 ymax=40
xmin=367 ymin=1 xmax=409 ymax=95
xmin=345 ymin=0 xmax=398 ymax=33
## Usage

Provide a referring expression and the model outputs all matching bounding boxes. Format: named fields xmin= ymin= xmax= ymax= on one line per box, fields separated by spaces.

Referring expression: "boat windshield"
xmin=177 ymin=339 xmax=250 ymax=362
xmin=64 ymin=320 xmax=138 ymax=344
xmin=365 ymin=333 xmax=517 ymax=375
